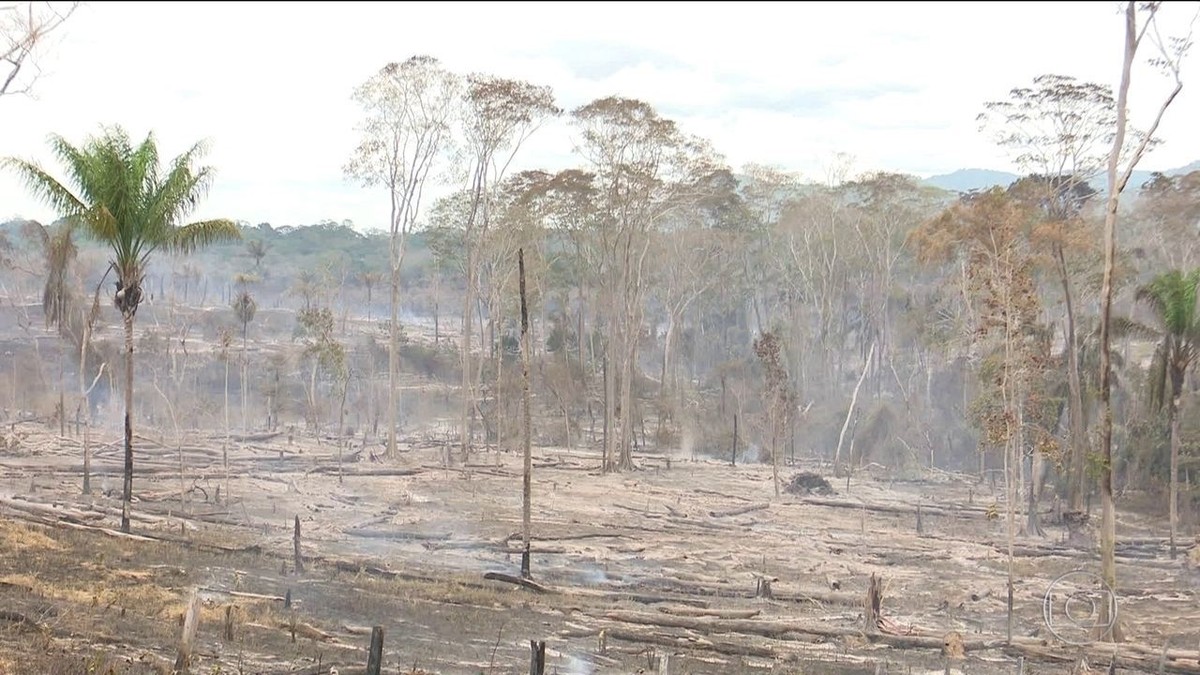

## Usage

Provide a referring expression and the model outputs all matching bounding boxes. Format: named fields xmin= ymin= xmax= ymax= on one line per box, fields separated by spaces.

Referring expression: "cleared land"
xmin=0 ymin=424 xmax=1197 ymax=674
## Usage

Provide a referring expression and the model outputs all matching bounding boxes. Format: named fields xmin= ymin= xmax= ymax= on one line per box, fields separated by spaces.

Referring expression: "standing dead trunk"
xmin=519 ymin=249 xmax=533 ymax=579
xmin=121 ymin=310 xmax=135 ymax=533
xmin=223 ymin=357 xmax=230 ymax=502
xmin=460 ymin=257 xmax=474 ymax=463
xmin=833 ymin=343 xmax=874 ymax=472
xmin=80 ymin=319 xmax=93 ymax=495
xmin=241 ymin=325 xmax=249 ymax=433
xmin=309 ymin=360 xmax=320 ymax=440
xmin=338 ymin=373 xmax=349 ymax=485
xmin=387 ymin=246 xmax=399 ymax=458
xmin=1096 ymin=0 xmax=1182 ymax=641
xmin=1170 ymin=390 xmax=1182 ymax=558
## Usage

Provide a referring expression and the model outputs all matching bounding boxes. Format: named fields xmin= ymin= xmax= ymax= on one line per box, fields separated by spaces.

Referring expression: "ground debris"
xmin=784 ymin=471 xmax=836 ymax=496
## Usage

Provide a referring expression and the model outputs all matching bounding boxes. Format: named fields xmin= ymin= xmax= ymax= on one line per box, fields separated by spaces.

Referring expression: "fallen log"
xmin=344 ymin=528 xmax=451 ymax=542
xmin=482 ymin=571 xmax=550 ymax=594
xmin=226 ymin=431 xmax=283 ymax=443
xmin=693 ymin=488 xmax=753 ymax=503
xmin=305 ymin=466 xmax=424 ymax=477
xmin=709 ymin=503 xmax=769 ymax=518
xmin=201 ymin=588 xmax=286 ymax=603
xmin=657 ymin=606 xmax=761 ymax=619
xmin=603 ymin=626 xmax=777 ymax=659
xmin=600 ymin=609 xmax=1008 ymax=652
xmin=1005 ymin=638 xmax=1200 ymax=675
xmin=788 ymin=496 xmax=975 ymax=519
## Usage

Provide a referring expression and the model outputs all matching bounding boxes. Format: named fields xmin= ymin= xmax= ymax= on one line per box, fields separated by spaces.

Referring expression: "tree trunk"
xmin=1058 ymin=246 xmax=1088 ymax=513
xmin=80 ymin=317 xmax=92 ymax=496
xmin=519 ymin=249 xmax=533 ymax=579
xmin=1170 ymin=388 xmax=1182 ymax=558
xmin=460 ymin=256 xmax=474 ymax=463
xmin=833 ymin=343 xmax=874 ymax=471
xmin=241 ymin=326 xmax=249 ymax=433
xmin=493 ymin=296 xmax=503 ymax=449
xmin=121 ymin=311 xmax=134 ymax=534
xmin=309 ymin=360 xmax=320 ymax=440
xmin=602 ymin=351 xmax=611 ymax=472
xmin=224 ymin=357 xmax=230 ymax=501
xmin=1097 ymin=1 xmax=1136 ymax=643
xmin=338 ymin=375 xmax=349 ymax=484
xmin=388 ymin=252 xmax=399 ymax=458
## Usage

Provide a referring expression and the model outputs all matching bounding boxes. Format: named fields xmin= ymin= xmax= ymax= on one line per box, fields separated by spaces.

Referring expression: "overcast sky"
xmin=0 ymin=1 xmax=1197 ymax=232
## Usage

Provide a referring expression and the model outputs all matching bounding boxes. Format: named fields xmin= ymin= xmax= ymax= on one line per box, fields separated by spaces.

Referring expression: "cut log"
xmin=306 ymin=466 xmax=424 ymax=477
xmin=483 ymin=571 xmax=551 ymax=594
xmin=657 ymin=606 xmax=761 ymax=619
xmin=600 ymin=610 xmax=1007 ymax=652
xmin=1006 ymin=638 xmax=1200 ymax=674
xmin=709 ymin=503 xmax=769 ymax=518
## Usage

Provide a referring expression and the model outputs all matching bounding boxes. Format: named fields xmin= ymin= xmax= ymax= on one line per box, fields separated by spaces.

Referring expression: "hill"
xmin=921 ymin=160 xmax=1200 ymax=194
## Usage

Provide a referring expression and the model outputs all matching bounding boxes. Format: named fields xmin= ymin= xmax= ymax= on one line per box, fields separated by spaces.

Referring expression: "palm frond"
xmin=168 ymin=219 xmax=241 ymax=254
xmin=0 ymin=157 xmax=89 ymax=219
xmin=1111 ymin=316 xmax=1159 ymax=341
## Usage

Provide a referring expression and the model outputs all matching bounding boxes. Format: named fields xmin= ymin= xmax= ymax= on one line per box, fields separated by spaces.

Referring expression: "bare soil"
xmin=0 ymin=423 xmax=1197 ymax=674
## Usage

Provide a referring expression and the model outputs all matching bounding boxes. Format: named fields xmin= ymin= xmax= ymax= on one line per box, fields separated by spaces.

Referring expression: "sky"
xmin=0 ymin=1 xmax=1198 ymax=232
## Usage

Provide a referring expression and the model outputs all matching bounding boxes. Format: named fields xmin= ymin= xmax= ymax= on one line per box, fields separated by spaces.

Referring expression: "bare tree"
xmin=1 ymin=2 xmax=77 ymax=99
xmin=753 ymin=331 xmax=796 ymax=496
xmin=345 ymin=56 xmax=459 ymax=459
xmin=518 ymin=247 xmax=533 ymax=578
xmin=1096 ymin=0 xmax=1192 ymax=642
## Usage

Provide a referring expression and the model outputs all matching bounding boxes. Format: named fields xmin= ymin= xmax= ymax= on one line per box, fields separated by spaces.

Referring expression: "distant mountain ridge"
xmin=922 ymin=160 xmax=1200 ymax=194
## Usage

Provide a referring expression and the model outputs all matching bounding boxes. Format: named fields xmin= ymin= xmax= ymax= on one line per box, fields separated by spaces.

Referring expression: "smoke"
xmin=577 ymin=563 xmax=610 ymax=586
xmin=561 ymin=654 xmax=596 ymax=675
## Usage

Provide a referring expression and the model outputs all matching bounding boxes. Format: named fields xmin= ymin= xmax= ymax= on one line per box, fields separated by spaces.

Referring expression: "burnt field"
xmin=0 ymin=425 xmax=1197 ymax=674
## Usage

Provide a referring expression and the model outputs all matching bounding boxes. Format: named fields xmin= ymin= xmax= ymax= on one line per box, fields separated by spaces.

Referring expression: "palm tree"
xmin=231 ymin=279 xmax=257 ymax=432
xmin=1134 ymin=268 xmax=1200 ymax=559
xmin=3 ymin=125 xmax=241 ymax=533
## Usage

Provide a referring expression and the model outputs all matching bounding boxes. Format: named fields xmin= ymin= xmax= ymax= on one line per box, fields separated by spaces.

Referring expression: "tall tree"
xmin=1096 ymin=0 xmax=1189 ymax=642
xmin=571 ymin=96 xmax=718 ymax=471
xmin=915 ymin=188 xmax=1048 ymax=640
xmin=456 ymin=73 xmax=558 ymax=462
xmin=232 ymin=276 xmax=257 ymax=432
xmin=345 ymin=56 xmax=459 ymax=459
xmin=3 ymin=126 xmax=240 ymax=532
xmin=979 ymin=74 xmax=1115 ymax=513
xmin=1133 ymin=269 xmax=1200 ymax=559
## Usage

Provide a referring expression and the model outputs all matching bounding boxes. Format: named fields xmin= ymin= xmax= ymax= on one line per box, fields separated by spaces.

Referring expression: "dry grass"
xmin=0 ymin=520 xmax=61 ymax=553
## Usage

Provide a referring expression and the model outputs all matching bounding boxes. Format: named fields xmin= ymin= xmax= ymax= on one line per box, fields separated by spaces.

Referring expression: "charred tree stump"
xmin=174 ymin=590 xmax=201 ymax=674
xmin=755 ymin=577 xmax=774 ymax=599
xmin=864 ymin=573 xmax=882 ymax=633
xmin=529 ymin=639 xmax=546 ymax=675
xmin=731 ymin=413 xmax=738 ymax=466
xmin=293 ymin=515 xmax=305 ymax=574
xmin=223 ymin=604 xmax=235 ymax=642
xmin=366 ymin=625 xmax=384 ymax=675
